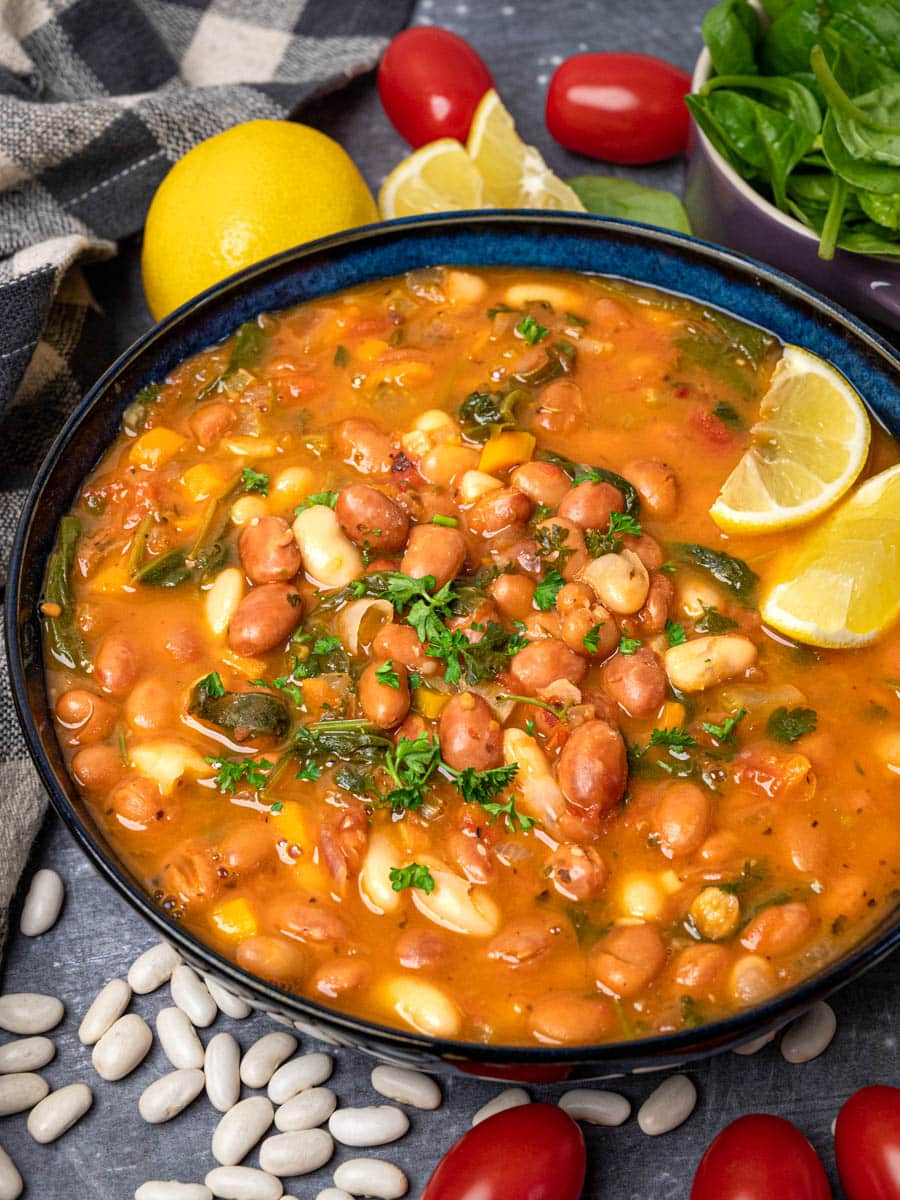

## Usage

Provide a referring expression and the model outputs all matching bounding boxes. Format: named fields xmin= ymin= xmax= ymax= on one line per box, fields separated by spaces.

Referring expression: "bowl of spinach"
xmin=684 ymin=0 xmax=900 ymax=332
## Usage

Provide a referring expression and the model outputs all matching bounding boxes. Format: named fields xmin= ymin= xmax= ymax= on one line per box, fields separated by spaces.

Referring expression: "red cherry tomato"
xmin=835 ymin=1085 xmax=900 ymax=1200
xmin=546 ymin=52 xmax=691 ymax=164
xmin=691 ymin=1114 xmax=832 ymax=1200
xmin=378 ymin=27 xmax=493 ymax=148
xmin=421 ymin=1102 xmax=585 ymax=1200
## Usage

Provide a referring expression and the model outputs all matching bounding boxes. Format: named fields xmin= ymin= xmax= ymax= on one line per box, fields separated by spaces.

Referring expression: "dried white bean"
xmin=333 ymin=1159 xmax=408 ymax=1199
xmin=316 ymin=1192 xmax=353 ymax=1200
xmin=0 ymin=993 xmax=63 ymax=1035
xmin=275 ymin=1087 xmax=337 ymax=1132
xmin=205 ymin=1166 xmax=283 ymax=1200
xmin=157 ymin=1007 xmax=205 ymax=1071
xmin=140 ymin=1068 xmax=205 ymax=1124
xmin=135 ymin=1185 xmax=212 ymax=1200
xmin=781 ymin=1001 xmax=837 ymax=1064
xmin=370 ymin=1065 xmax=441 ymax=1111
xmin=558 ymin=1088 xmax=631 ymax=1126
xmin=471 ymin=1087 xmax=529 ymax=1126
xmin=129 ymin=943 xmax=182 ymax=994
xmin=259 ymin=1129 xmax=334 ymax=1176
xmin=26 ymin=1083 xmax=92 ymax=1143
xmin=92 ymin=1013 xmax=153 ymax=1082
xmin=19 ymin=869 xmax=64 ymax=937
xmin=329 ymin=1106 xmax=409 ymax=1147
xmin=0 ymin=1073 xmax=49 ymax=1116
xmin=78 ymin=978 xmax=132 ymax=1045
xmin=0 ymin=1143 xmax=22 ymax=1200
xmin=212 ymin=1096 xmax=274 ymax=1166
xmin=733 ymin=1029 xmax=777 ymax=1056
xmin=206 ymin=1032 xmax=241 ymax=1113
xmin=267 ymin=1052 xmax=333 ymax=1103
xmin=637 ymin=1074 xmax=697 ymax=1136
xmin=240 ymin=1033 xmax=297 ymax=1089
xmin=171 ymin=965 xmax=217 ymax=1028
xmin=0 ymin=1037 xmax=55 ymax=1074
xmin=205 ymin=978 xmax=251 ymax=1020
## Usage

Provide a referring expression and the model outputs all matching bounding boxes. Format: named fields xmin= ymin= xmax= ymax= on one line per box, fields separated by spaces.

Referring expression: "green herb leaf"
xmin=454 ymin=763 xmax=519 ymax=808
xmin=665 ymin=620 xmax=687 ymax=647
xmin=584 ymin=510 xmax=643 ymax=557
xmin=333 ymin=344 xmax=350 ymax=366
xmin=767 ymin=705 xmax=817 ymax=742
xmin=296 ymin=761 xmax=321 ymax=782
xmin=390 ymin=863 xmax=436 ymax=894
xmin=295 ymin=491 xmax=338 ymax=512
xmin=228 ymin=322 xmax=266 ymax=373
xmin=694 ymin=604 xmax=740 ymax=633
xmin=241 ymin=467 xmax=269 ymax=495
xmin=516 ymin=314 xmax=549 ymax=344
xmin=375 ymin=660 xmax=400 ymax=689
xmin=479 ymin=793 xmax=536 ymax=833
xmin=206 ymin=756 xmax=273 ymax=793
xmin=702 ymin=706 xmax=747 ymax=742
xmin=569 ymin=175 xmax=693 ymax=235
xmin=619 ymin=635 xmax=642 ymax=655
xmin=677 ymin=543 xmax=759 ymax=601
xmin=533 ymin=569 xmax=565 ymax=612
xmin=196 ymin=671 xmax=225 ymax=699
xmin=649 ymin=726 xmax=698 ymax=749
xmin=583 ymin=623 xmax=605 ymax=654
xmin=458 ymin=388 xmax=524 ymax=443
xmin=384 ymin=733 xmax=442 ymax=813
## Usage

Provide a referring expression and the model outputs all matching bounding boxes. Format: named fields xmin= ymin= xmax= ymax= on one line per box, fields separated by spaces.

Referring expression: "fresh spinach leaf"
xmin=568 ymin=176 xmax=692 ymax=234
xmin=702 ymin=0 xmax=761 ymax=76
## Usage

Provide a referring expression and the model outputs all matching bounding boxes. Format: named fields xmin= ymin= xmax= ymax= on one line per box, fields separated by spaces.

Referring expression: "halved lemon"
xmin=760 ymin=463 xmax=900 ymax=647
xmin=710 ymin=345 xmax=871 ymax=533
xmin=379 ymin=138 xmax=485 ymax=218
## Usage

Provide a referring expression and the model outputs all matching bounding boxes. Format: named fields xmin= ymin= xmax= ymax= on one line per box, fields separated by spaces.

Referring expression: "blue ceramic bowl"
xmin=6 ymin=212 xmax=900 ymax=1081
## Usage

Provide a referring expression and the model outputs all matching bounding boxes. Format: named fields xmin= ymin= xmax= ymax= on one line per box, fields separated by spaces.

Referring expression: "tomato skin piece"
xmin=835 ymin=1085 xmax=900 ymax=1200
xmin=420 ymin=1102 xmax=585 ymax=1200
xmin=691 ymin=1114 xmax=832 ymax=1200
xmin=546 ymin=53 xmax=691 ymax=164
xmin=377 ymin=27 xmax=494 ymax=148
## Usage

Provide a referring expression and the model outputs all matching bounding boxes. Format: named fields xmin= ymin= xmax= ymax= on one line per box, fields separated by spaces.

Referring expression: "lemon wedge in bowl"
xmin=710 ymin=345 xmax=871 ymax=534
xmin=760 ymin=463 xmax=900 ymax=648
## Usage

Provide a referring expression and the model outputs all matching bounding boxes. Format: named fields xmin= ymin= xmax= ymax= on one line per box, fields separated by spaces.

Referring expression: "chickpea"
xmin=534 ymin=379 xmax=585 ymax=433
xmin=228 ymin=582 xmax=303 ymax=657
xmin=489 ymin=573 xmax=536 ymax=621
xmin=556 ymin=719 xmax=627 ymax=817
xmin=72 ymin=744 xmax=125 ymax=792
xmin=508 ymin=638 xmax=587 ymax=697
xmin=311 ymin=957 xmax=370 ymax=999
xmin=561 ymin=606 xmax=618 ymax=659
xmin=689 ymin=887 xmax=741 ymax=941
xmin=236 ymin=935 xmax=306 ymax=984
xmin=373 ymin=622 xmax=438 ymax=676
xmin=672 ymin=943 xmax=729 ymax=990
xmin=189 ymin=402 xmax=235 ymax=448
xmin=603 ymin=647 xmax=666 ymax=717
xmin=335 ymin=418 xmax=397 ymax=476
xmin=593 ymin=923 xmax=666 ymax=998
xmin=54 ymin=689 xmax=117 ymax=745
xmin=94 ymin=634 xmax=139 ymax=696
xmin=664 ymin=635 xmax=757 ymax=693
xmin=110 ymin=777 xmax=165 ymax=829
xmin=358 ymin=660 xmax=411 ymax=729
xmin=638 ymin=573 xmax=674 ymax=635
xmin=439 ymin=693 xmax=503 ymax=771
xmin=546 ymin=844 xmax=608 ymax=902
xmin=740 ymin=902 xmax=813 ymax=957
xmin=653 ymin=781 xmax=711 ymax=858
xmin=533 ymin=516 xmax=588 ymax=580
xmin=487 ymin=919 xmax=553 ymax=966
xmin=624 ymin=460 xmax=678 ymax=517
xmin=239 ymin=516 xmax=302 ymax=584
xmin=125 ymin=677 xmax=175 ymax=733
xmin=581 ymin=549 xmax=650 ymax=615
xmin=529 ymin=993 xmax=613 ymax=1045
xmin=275 ymin=900 xmax=349 ymax=943
xmin=395 ymin=930 xmax=447 ymax=971
xmin=509 ymin=461 xmax=571 ymax=508
xmin=219 ymin=824 xmax=275 ymax=872
xmin=729 ymin=954 xmax=776 ymax=1005
xmin=558 ymin=481 xmax=625 ymax=530
xmin=400 ymin=523 xmax=467 ymax=588
xmin=335 ymin=484 xmax=409 ymax=552
xmin=467 ymin=487 xmax=532 ymax=536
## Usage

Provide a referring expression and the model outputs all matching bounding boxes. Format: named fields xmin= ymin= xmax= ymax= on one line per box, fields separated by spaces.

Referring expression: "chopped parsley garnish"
xmin=383 ymin=733 xmax=442 ymax=812
xmin=295 ymin=490 xmax=339 ymax=512
xmin=665 ymin=620 xmax=687 ymax=647
xmin=694 ymin=604 xmax=739 ymax=634
xmin=584 ymin=511 xmax=643 ymax=558
xmin=524 ymin=717 xmax=536 ymax=736
xmin=533 ymin=568 xmax=565 ymax=612
xmin=648 ymin=726 xmax=697 ymax=750
xmin=479 ymin=793 xmax=535 ymax=833
xmin=516 ymin=314 xmax=549 ymax=344
xmin=534 ymin=523 xmax=573 ymax=569
xmin=375 ymin=660 xmax=400 ymax=689
xmin=205 ymin=756 xmax=273 ymax=793
xmin=583 ymin=623 xmax=605 ymax=654
xmin=767 ymin=706 xmax=817 ymax=743
xmin=702 ymin=707 xmax=747 ymax=743
xmin=241 ymin=467 xmax=269 ymax=496
xmin=196 ymin=671 xmax=225 ymax=699
xmin=432 ymin=514 xmax=458 ymax=528
xmin=295 ymin=761 xmax=321 ymax=782
xmin=269 ymin=801 xmax=283 ymax=813
xmin=385 ymin=573 xmax=457 ymax=643
xmin=311 ymin=635 xmax=342 ymax=656
xmin=619 ymin=635 xmax=642 ymax=655
xmin=390 ymin=863 xmax=435 ymax=894
xmin=454 ymin=763 xmax=519 ymax=808
xmin=333 ymin=344 xmax=349 ymax=366
xmin=428 ymin=620 xmax=526 ymax=686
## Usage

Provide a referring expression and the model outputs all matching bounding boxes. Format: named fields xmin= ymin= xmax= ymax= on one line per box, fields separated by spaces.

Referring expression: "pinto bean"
xmin=358 ymin=661 xmax=411 ymax=729
xmin=487 ymin=919 xmax=553 ymax=966
xmin=561 ymin=605 xmax=618 ymax=659
xmin=335 ymin=486 xmax=409 ymax=552
xmin=604 ymin=647 xmax=666 ymax=717
xmin=228 ymin=583 xmax=303 ymax=656
xmin=740 ymin=902 xmax=813 ymax=957
xmin=189 ymin=402 xmax=236 ymax=448
xmin=438 ymin=694 xmax=503 ymax=771
xmin=620 ymin=532 xmax=664 ymax=571
xmin=72 ymin=744 xmax=125 ymax=792
xmin=467 ymin=488 xmax=532 ymax=536
xmin=653 ymin=782 xmax=711 ymax=858
xmin=495 ymin=536 xmax=542 ymax=576
xmin=535 ymin=379 xmax=585 ymax=433
xmin=546 ymin=844 xmax=608 ymax=901
xmin=336 ymin=419 xmax=397 ymax=476
xmin=94 ymin=635 xmax=139 ymax=696
xmin=556 ymin=581 xmax=594 ymax=613
xmin=395 ymin=930 xmax=447 ymax=971
xmin=54 ymin=689 xmax=117 ymax=745
xmin=508 ymin=638 xmax=587 ymax=697
xmin=125 ymin=677 xmax=175 ymax=733
xmin=556 ymin=719 xmax=627 ymax=817
xmin=488 ymin=573 xmax=536 ymax=621
xmin=533 ymin=516 xmax=587 ymax=580
xmin=558 ymin=481 xmax=625 ymax=530
xmin=593 ymin=923 xmax=666 ymax=998
xmin=219 ymin=824 xmax=275 ymax=872
xmin=274 ymin=901 xmax=349 ymax=946
xmin=372 ymin=623 xmax=437 ymax=676
xmin=509 ymin=461 xmax=571 ymax=507
xmin=236 ymin=936 xmax=306 ymax=985
xmin=400 ymin=524 xmax=467 ymax=588
xmin=447 ymin=832 xmax=495 ymax=885
xmin=161 ymin=845 xmax=222 ymax=906
xmin=673 ymin=943 xmax=729 ymax=990
xmin=638 ymin=574 xmax=674 ymax=635
xmin=624 ymin=460 xmax=678 ymax=517
xmin=664 ymin=635 xmax=757 ymax=693
xmin=111 ymin=777 xmax=165 ymax=829
xmin=529 ymin=993 xmax=613 ymax=1044
xmin=239 ymin=517 xmax=301 ymax=584
xmin=311 ymin=958 xmax=370 ymax=999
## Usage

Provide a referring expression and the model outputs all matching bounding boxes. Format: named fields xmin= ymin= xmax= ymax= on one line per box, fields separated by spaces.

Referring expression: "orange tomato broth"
xmin=43 ymin=267 xmax=900 ymax=1047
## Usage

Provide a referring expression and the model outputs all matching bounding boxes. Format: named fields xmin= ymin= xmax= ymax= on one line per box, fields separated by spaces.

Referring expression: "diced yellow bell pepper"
xmin=415 ymin=688 xmax=450 ymax=720
xmin=368 ymin=360 xmax=435 ymax=388
xmin=180 ymin=463 xmax=230 ymax=503
xmin=87 ymin=563 xmax=132 ymax=595
xmin=211 ymin=897 xmax=258 ymax=939
xmin=129 ymin=427 xmax=186 ymax=468
xmin=356 ymin=338 xmax=390 ymax=362
xmin=270 ymin=800 xmax=309 ymax=850
xmin=658 ymin=701 xmax=686 ymax=730
xmin=478 ymin=431 xmax=536 ymax=474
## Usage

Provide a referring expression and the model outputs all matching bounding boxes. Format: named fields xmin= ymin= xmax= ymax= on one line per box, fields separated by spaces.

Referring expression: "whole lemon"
xmin=141 ymin=119 xmax=378 ymax=320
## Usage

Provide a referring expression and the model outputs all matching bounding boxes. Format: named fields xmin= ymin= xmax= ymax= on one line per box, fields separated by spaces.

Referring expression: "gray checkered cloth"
xmin=0 ymin=0 xmax=411 ymax=950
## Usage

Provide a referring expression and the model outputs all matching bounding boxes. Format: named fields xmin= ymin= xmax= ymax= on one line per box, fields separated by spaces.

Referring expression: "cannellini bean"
xmin=275 ymin=1087 xmax=337 ymax=1132
xmin=411 ymin=860 xmax=501 ymax=937
xmin=259 ymin=1129 xmax=334 ymax=1176
xmin=359 ymin=834 xmax=403 ymax=916
xmin=292 ymin=505 xmax=363 ymax=590
xmin=212 ymin=1096 xmax=275 ymax=1166
xmin=0 ymin=993 xmax=63 ymax=1035
xmin=338 ymin=598 xmax=393 ymax=656
xmin=581 ymin=549 xmax=649 ymax=614
xmin=135 ymin=1184 xmax=213 ymax=1200
xmin=637 ymin=1074 xmax=697 ymax=1135
xmin=505 ymin=282 xmax=581 ymax=310
xmin=316 ymin=1192 xmax=353 ymax=1200
xmin=382 ymin=978 xmax=461 ymax=1039
xmin=205 ymin=978 xmax=252 ymax=1020
xmin=19 ymin=869 xmax=64 ymax=937
xmin=664 ymin=635 xmax=757 ymax=693
xmin=558 ymin=1089 xmax=631 ymax=1126
xmin=733 ymin=1029 xmax=777 ymax=1056
xmin=0 ymin=1144 xmax=22 ymax=1200
xmin=131 ymin=740 xmax=210 ymax=796
xmin=268 ymin=1052 xmax=333 ymax=1103
xmin=730 ymin=955 xmax=777 ymax=1006
xmin=471 ymin=1087 xmax=530 ymax=1125
xmin=370 ymin=1065 xmax=441 ymax=1111
xmin=0 ymin=1038 xmax=55 ymax=1075
xmin=0 ymin=1072 xmax=49 ymax=1116
xmin=78 ymin=978 xmax=132 ymax=1045
xmin=458 ymin=470 xmax=502 ymax=504
xmin=502 ymin=728 xmax=567 ymax=831
xmin=230 ymin=496 xmax=269 ymax=527
xmin=157 ymin=1007 xmax=205 ymax=1071
xmin=205 ymin=568 xmax=246 ymax=637
xmin=170 ymin=964 xmax=217 ymax=1028
xmin=240 ymin=1032 xmax=297 ymax=1089
xmin=140 ymin=1068 xmax=205 ymax=1124
xmin=205 ymin=1166 xmax=283 ymax=1200
xmin=780 ymin=1002 xmax=837 ymax=1064
xmin=129 ymin=942 xmax=182 ymax=994
xmin=333 ymin=1159 xmax=408 ymax=1200
xmin=205 ymin=1032 xmax=241 ymax=1113
xmin=329 ymin=1106 xmax=409 ymax=1147
xmin=92 ymin=1013 xmax=152 ymax=1081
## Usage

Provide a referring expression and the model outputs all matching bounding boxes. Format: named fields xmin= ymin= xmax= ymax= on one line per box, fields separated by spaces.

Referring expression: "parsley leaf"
xmin=196 ymin=671 xmax=225 ymax=699
xmin=295 ymin=491 xmax=338 ymax=512
xmin=619 ymin=635 xmax=642 ymax=655
xmin=296 ymin=761 xmax=321 ymax=782
xmin=702 ymin=707 xmax=747 ymax=743
xmin=479 ymin=793 xmax=535 ymax=833
xmin=311 ymin=635 xmax=342 ymax=656
xmin=649 ymin=726 xmax=697 ymax=749
xmin=767 ymin=706 xmax=817 ymax=743
xmin=516 ymin=314 xmax=549 ymax=344
xmin=383 ymin=733 xmax=442 ymax=812
xmin=665 ymin=620 xmax=687 ymax=647
xmin=534 ymin=569 xmax=565 ymax=612
xmin=584 ymin=511 xmax=643 ymax=558
xmin=583 ymin=623 xmax=605 ymax=654
xmin=375 ymin=660 xmax=400 ymax=689
xmin=428 ymin=620 xmax=526 ymax=686
xmin=454 ymin=763 xmax=519 ymax=807
xmin=534 ymin=522 xmax=573 ymax=569
xmin=205 ymin=756 xmax=273 ymax=793
xmin=241 ymin=467 xmax=269 ymax=496
xmin=385 ymin=573 xmax=458 ymax=644
xmin=694 ymin=604 xmax=739 ymax=634
xmin=390 ymin=863 xmax=435 ymax=894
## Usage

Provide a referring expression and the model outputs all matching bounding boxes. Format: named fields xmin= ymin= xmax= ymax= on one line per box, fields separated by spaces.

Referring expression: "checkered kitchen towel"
xmin=0 ymin=0 xmax=412 ymax=948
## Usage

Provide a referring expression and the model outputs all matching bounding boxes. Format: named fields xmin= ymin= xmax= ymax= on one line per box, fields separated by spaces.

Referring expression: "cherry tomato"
xmin=835 ymin=1085 xmax=900 ymax=1200
xmin=691 ymin=1114 xmax=832 ymax=1200
xmin=546 ymin=52 xmax=691 ymax=164
xmin=421 ymin=1102 xmax=585 ymax=1200
xmin=378 ymin=27 xmax=493 ymax=148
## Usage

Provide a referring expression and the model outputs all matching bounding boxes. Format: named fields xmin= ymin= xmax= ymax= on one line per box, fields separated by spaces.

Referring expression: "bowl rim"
xmin=7 ymin=209 xmax=900 ymax=1066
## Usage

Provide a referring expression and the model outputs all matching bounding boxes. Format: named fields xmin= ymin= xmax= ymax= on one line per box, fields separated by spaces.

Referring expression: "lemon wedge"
xmin=760 ymin=463 xmax=900 ymax=647
xmin=710 ymin=345 xmax=871 ymax=533
xmin=378 ymin=138 xmax=485 ymax=218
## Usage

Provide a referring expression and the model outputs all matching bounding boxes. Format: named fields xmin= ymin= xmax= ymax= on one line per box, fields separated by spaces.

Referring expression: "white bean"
xmin=26 ymin=1083 xmax=92 ymax=1143
xmin=732 ymin=1029 xmax=777 ymax=1056
xmin=581 ymin=549 xmax=649 ymax=614
xmin=171 ymin=965 xmax=217 ymax=1028
xmin=0 ymin=1073 xmax=49 ymax=1116
xmin=0 ymin=1037 xmax=55 ymax=1074
xmin=0 ymin=1143 xmax=22 ymax=1200
xmin=316 ymin=1192 xmax=353 ymax=1200
xmin=781 ymin=1001 xmax=837 ymax=1064
xmin=19 ymin=869 xmax=64 ymax=937
xmin=205 ymin=568 xmax=246 ymax=638
xmin=129 ymin=942 xmax=182 ymax=994
xmin=333 ymin=1159 xmax=408 ymax=1200
xmin=471 ymin=1087 xmax=529 ymax=1126
xmin=292 ymin=506 xmax=363 ymax=590
xmin=135 ymin=1185 xmax=212 ymax=1200
xmin=275 ymin=1087 xmax=337 ymax=1132
xmin=259 ymin=1129 xmax=334 ymax=1176
xmin=240 ymin=1032 xmax=297 ymax=1089
xmin=558 ymin=1088 xmax=631 ymax=1126
xmin=78 ymin=978 xmax=132 ymax=1045
xmin=140 ymin=1068 xmax=205 ymax=1124
xmin=206 ymin=1032 xmax=241 ymax=1113
xmin=157 ymin=1007 xmax=205 ymax=1071
xmin=267 ymin=1052 xmax=333 ymax=1103
xmin=212 ymin=1096 xmax=274 ymax=1166
xmin=637 ymin=1074 xmax=697 ymax=1136
xmin=205 ymin=978 xmax=252 ymax=1020
xmin=0 ymin=992 xmax=63 ymax=1035
xmin=664 ymin=635 xmax=757 ymax=693
xmin=370 ymin=1065 xmax=441 ymax=1111
xmin=329 ymin=1106 xmax=409 ymax=1148
xmin=92 ymin=1013 xmax=153 ymax=1082
xmin=205 ymin=1166 xmax=283 ymax=1200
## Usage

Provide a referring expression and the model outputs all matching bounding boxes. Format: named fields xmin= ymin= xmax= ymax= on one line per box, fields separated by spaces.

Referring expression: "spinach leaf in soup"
xmin=42 ymin=516 xmax=90 ymax=672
